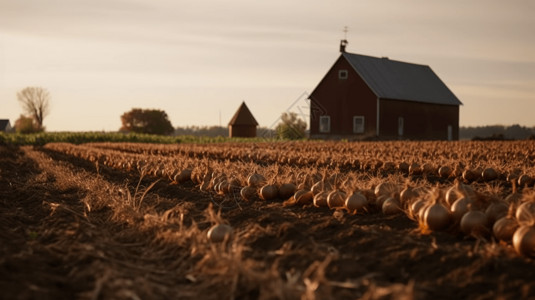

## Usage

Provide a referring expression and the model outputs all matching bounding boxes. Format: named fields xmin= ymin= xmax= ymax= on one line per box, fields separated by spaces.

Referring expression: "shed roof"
xmin=228 ymin=102 xmax=258 ymax=126
xmin=0 ymin=119 xmax=10 ymax=130
xmin=341 ymin=52 xmax=462 ymax=106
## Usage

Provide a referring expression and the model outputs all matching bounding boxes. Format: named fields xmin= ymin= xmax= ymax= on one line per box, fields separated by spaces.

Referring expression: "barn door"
xmin=398 ymin=117 xmax=404 ymax=137
xmin=447 ymin=125 xmax=453 ymax=141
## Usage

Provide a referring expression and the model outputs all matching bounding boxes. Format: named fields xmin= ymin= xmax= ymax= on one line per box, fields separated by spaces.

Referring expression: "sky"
xmin=1 ymin=0 xmax=534 ymax=131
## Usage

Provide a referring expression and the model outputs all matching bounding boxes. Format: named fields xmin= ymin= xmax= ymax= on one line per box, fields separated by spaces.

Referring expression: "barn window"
xmin=338 ymin=70 xmax=348 ymax=79
xmin=319 ymin=116 xmax=330 ymax=133
xmin=398 ymin=117 xmax=404 ymax=136
xmin=353 ymin=116 xmax=365 ymax=133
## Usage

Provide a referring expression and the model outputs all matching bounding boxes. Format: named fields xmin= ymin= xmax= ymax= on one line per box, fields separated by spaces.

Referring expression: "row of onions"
xmin=43 ymin=142 xmax=535 ymax=256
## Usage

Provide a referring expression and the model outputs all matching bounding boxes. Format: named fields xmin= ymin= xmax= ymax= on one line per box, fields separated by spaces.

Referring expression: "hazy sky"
xmin=1 ymin=0 xmax=534 ymax=131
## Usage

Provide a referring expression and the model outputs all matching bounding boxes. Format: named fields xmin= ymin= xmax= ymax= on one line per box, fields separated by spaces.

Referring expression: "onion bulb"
xmin=515 ymin=202 xmax=535 ymax=225
xmin=294 ymin=189 xmax=314 ymax=205
xmin=460 ymin=210 xmax=489 ymax=236
xmin=345 ymin=192 xmax=368 ymax=213
xmin=382 ymin=197 xmax=402 ymax=215
xmin=327 ymin=190 xmax=346 ymax=209
xmin=485 ymin=201 xmax=508 ymax=224
xmin=462 ymin=169 xmax=480 ymax=182
xmin=207 ymin=224 xmax=233 ymax=243
xmin=174 ymin=168 xmax=192 ymax=183
xmin=445 ymin=186 xmax=459 ymax=207
xmin=240 ymin=186 xmax=257 ymax=201
xmin=374 ymin=182 xmax=399 ymax=198
xmin=259 ymin=184 xmax=278 ymax=201
xmin=493 ymin=216 xmax=519 ymax=242
xmin=313 ymin=191 xmax=328 ymax=208
xmin=422 ymin=202 xmax=451 ymax=231
xmin=518 ymin=174 xmax=533 ymax=187
xmin=451 ymin=197 xmax=473 ymax=222
xmin=481 ymin=167 xmax=499 ymax=181
xmin=399 ymin=186 xmax=418 ymax=207
xmin=409 ymin=198 xmax=426 ymax=221
xmin=278 ymin=183 xmax=297 ymax=200
xmin=513 ymin=225 xmax=535 ymax=258
xmin=438 ymin=166 xmax=452 ymax=179
xmin=247 ymin=173 xmax=266 ymax=187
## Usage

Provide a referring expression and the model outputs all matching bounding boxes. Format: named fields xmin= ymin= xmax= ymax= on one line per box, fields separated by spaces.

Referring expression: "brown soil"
xmin=1 ymin=145 xmax=534 ymax=299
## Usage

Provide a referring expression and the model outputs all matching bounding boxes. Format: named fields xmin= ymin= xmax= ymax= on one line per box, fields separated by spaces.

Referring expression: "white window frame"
xmin=338 ymin=69 xmax=348 ymax=79
xmin=319 ymin=116 xmax=330 ymax=133
xmin=353 ymin=116 xmax=365 ymax=134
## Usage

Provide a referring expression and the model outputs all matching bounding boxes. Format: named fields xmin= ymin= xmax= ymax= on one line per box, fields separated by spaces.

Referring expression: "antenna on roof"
xmin=340 ymin=26 xmax=348 ymax=53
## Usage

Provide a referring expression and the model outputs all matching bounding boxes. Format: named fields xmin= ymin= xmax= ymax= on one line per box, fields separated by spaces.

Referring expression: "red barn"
xmin=228 ymin=101 xmax=258 ymax=138
xmin=309 ymin=43 xmax=462 ymax=140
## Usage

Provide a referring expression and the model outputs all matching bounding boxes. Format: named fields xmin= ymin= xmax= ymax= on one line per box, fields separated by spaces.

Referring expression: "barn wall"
xmin=379 ymin=99 xmax=459 ymax=140
xmin=309 ymin=56 xmax=377 ymax=139
xmin=229 ymin=125 xmax=257 ymax=138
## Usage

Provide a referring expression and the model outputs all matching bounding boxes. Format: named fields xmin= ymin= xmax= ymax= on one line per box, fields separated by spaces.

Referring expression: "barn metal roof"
xmin=343 ymin=52 xmax=462 ymax=105
xmin=0 ymin=119 xmax=10 ymax=131
xmin=228 ymin=102 xmax=259 ymax=126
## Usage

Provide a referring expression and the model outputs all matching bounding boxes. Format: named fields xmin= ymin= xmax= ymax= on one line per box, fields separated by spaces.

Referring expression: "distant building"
xmin=228 ymin=102 xmax=258 ymax=138
xmin=309 ymin=41 xmax=462 ymax=140
xmin=0 ymin=119 xmax=12 ymax=133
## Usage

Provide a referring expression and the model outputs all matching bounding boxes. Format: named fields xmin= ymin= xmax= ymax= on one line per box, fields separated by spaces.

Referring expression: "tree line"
xmin=460 ymin=125 xmax=535 ymax=140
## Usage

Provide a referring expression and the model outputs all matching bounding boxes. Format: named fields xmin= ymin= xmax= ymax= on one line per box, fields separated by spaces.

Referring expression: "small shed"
xmin=0 ymin=119 xmax=12 ymax=133
xmin=228 ymin=102 xmax=258 ymax=138
xmin=309 ymin=41 xmax=462 ymax=140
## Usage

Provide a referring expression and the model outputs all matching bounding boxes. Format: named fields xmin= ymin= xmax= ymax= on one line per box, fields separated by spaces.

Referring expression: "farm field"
xmin=1 ymin=140 xmax=535 ymax=299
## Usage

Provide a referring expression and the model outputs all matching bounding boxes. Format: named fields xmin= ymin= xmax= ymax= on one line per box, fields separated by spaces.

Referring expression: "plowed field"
xmin=1 ymin=142 xmax=535 ymax=299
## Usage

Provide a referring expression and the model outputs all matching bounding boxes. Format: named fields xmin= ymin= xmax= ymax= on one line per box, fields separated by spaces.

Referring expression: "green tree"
xmin=14 ymin=114 xmax=42 ymax=134
xmin=17 ymin=87 xmax=50 ymax=131
xmin=120 ymin=108 xmax=174 ymax=135
xmin=275 ymin=112 xmax=307 ymax=140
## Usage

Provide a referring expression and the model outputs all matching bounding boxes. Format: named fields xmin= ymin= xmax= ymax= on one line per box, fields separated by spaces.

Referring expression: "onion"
xmin=398 ymin=162 xmax=410 ymax=173
xmin=422 ymin=201 xmax=451 ymax=231
xmin=485 ymin=201 xmax=508 ymax=224
xmin=174 ymin=168 xmax=192 ymax=183
xmin=451 ymin=197 xmax=473 ymax=222
xmin=493 ymin=216 xmax=519 ymax=242
xmin=513 ymin=225 xmax=535 ymax=258
xmin=409 ymin=163 xmax=423 ymax=175
xmin=311 ymin=181 xmax=328 ymax=196
xmin=374 ymin=182 xmax=399 ymax=198
xmin=259 ymin=184 xmax=278 ymax=201
xmin=460 ymin=210 xmax=489 ymax=236
xmin=438 ymin=166 xmax=452 ymax=178
xmin=207 ymin=224 xmax=233 ymax=243
xmin=345 ymin=192 xmax=368 ymax=213
xmin=294 ymin=189 xmax=314 ymax=205
xmin=515 ymin=202 xmax=535 ymax=225
xmin=518 ymin=174 xmax=533 ymax=187
xmin=278 ymin=183 xmax=297 ymax=200
xmin=445 ymin=186 xmax=459 ymax=207
xmin=382 ymin=197 xmax=402 ymax=215
xmin=462 ymin=169 xmax=480 ymax=182
xmin=409 ymin=198 xmax=426 ymax=221
xmin=399 ymin=186 xmax=418 ymax=207
xmin=327 ymin=190 xmax=346 ymax=209
xmin=375 ymin=194 xmax=389 ymax=209
xmin=247 ymin=173 xmax=266 ymax=187
xmin=313 ymin=191 xmax=328 ymax=208
xmin=240 ymin=186 xmax=257 ymax=201
xmin=481 ymin=167 xmax=498 ymax=181
xmin=422 ymin=163 xmax=435 ymax=175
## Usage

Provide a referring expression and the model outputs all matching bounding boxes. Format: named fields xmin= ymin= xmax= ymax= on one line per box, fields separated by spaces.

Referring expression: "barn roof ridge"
xmin=341 ymin=52 xmax=462 ymax=106
xmin=228 ymin=101 xmax=259 ymax=126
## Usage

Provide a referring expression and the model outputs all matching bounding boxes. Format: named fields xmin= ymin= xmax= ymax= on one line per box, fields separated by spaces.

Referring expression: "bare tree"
xmin=17 ymin=87 xmax=50 ymax=131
